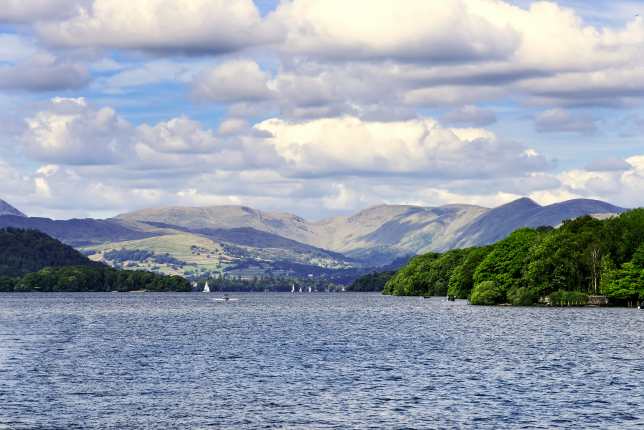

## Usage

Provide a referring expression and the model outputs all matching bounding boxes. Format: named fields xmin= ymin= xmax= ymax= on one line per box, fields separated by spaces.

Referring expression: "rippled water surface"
xmin=0 ymin=293 xmax=643 ymax=429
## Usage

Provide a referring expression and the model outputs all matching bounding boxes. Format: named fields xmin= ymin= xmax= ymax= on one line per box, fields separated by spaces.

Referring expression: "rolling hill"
xmin=0 ymin=197 xmax=627 ymax=281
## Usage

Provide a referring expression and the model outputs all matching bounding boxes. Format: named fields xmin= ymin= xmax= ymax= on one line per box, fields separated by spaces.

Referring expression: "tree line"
xmin=0 ymin=228 xmax=191 ymax=292
xmin=383 ymin=209 xmax=644 ymax=306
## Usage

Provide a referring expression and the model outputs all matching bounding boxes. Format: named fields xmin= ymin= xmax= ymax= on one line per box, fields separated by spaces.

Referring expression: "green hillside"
xmin=0 ymin=228 xmax=190 ymax=292
xmin=384 ymin=210 xmax=644 ymax=306
xmin=0 ymin=227 xmax=98 ymax=277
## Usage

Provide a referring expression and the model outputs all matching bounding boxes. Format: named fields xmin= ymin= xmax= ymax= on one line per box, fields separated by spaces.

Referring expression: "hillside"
xmin=0 ymin=228 xmax=190 ymax=292
xmin=0 ymin=228 xmax=98 ymax=277
xmin=0 ymin=200 xmax=25 ymax=217
xmin=0 ymin=197 xmax=627 ymax=282
xmin=452 ymin=198 xmax=626 ymax=248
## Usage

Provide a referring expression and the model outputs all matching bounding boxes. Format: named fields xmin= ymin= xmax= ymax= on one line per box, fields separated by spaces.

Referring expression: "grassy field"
xmin=83 ymin=232 xmax=227 ymax=276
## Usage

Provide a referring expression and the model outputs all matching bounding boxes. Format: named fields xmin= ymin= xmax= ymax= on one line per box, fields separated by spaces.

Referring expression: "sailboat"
xmin=308 ymin=286 xmax=312 ymax=293
xmin=291 ymin=284 xmax=295 ymax=293
xmin=202 ymin=281 xmax=210 ymax=293
xmin=299 ymin=286 xmax=303 ymax=293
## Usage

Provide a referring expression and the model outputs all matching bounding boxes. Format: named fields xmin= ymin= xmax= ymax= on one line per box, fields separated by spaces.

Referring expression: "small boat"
xmin=299 ymin=286 xmax=303 ymax=293
xmin=213 ymin=294 xmax=239 ymax=303
xmin=308 ymin=286 xmax=312 ymax=293
xmin=291 ymin=284 xmax=295 ymax=293
xmin=202 ymin=281 xmax=210 ymax=293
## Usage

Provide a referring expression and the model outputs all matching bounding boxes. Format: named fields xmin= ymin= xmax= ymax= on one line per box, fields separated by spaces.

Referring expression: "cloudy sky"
xmin=2 ymin=0 xmax=644 ymax=219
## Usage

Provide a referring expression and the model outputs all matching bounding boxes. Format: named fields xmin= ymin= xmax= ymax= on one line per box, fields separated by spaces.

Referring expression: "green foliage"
xmin=383 ymin=253 xmax=441 ymax=296
xmin=548 ymin=290 xmax=588 ymax=306
xmin=447 ymin=246 xmax=493 ymax=298
xmin=601 ymin=262 xmax=644 ymax=304
xmin=13 ymin=266 xmax=191 ymax=292
xmin=0 ymin=228 xmax=191 ymax=293
xmin=0 ymin=228 xmax=98 ymax=277
xmin=0 ymin=276 xmax=16 ymax=292
xmin=383 ymin=250 xmax=467 ymax=296
xmin=507 ymin=286 xmax=540 ymax=306
xmin=348 ymin=271 xmax=395 ymax=292
xmin=473 ymin=229 xmax=542 ymax=297
xmin=470 ymin=281 xmax=504 ymax=305
xmin=384 ymin=209 xmax=644 ymax=307
xmin=205 ymin=275 xmax=342 ymax=292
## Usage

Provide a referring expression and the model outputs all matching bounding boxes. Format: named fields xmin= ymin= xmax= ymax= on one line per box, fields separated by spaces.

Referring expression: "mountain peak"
xmin=0 ymin=199 xmax=26 ymax=217
xmin=503 ymin=197 xmax=541 ymax=209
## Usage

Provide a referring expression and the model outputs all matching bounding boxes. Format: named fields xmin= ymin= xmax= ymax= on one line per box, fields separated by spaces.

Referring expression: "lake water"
xmin=0 ymin=293 xmax=643 ymax=429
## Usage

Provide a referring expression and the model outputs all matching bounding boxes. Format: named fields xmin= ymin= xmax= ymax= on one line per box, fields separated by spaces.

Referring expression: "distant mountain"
xmin=0 ymin=199 xmax=26 ymax=217
xmin=452 ymin=198 xmax=627 ymax=248
xmin=118 ymin=203 xmax=488 ymax=266
xmin=0 ymin=197 xmax=628 ymax=281
xmin=0 ymin=215 xmax=154 ymax=247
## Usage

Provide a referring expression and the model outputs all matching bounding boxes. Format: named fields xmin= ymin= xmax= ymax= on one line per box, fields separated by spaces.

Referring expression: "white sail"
xmin=203 ymin=281 xmax=210 ymax=293
xmin=299 ymin=286 xmax=303 ymax=293
xmin=291 ymin=284 xmax=295 ymax=293
xmin=308 ymin=286 xmax=312 ymax=293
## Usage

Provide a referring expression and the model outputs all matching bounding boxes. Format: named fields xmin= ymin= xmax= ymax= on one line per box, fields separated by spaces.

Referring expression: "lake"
xmin=0 ymin=293 xmax=643 ymax=429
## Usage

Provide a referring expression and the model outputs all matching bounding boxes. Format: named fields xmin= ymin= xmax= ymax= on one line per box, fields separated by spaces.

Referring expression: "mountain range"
xmin=0 ymin=197 xmax=627 ymax=281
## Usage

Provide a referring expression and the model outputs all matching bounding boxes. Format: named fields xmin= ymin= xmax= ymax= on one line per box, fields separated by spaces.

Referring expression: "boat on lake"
xmin=213 ymin=294 xmax=238 ymax=303
xmin=202 ymin=282 xmax=210 ymax=293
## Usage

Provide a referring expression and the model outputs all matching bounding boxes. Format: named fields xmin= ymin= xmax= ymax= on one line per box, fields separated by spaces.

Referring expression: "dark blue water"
xmin=0 ymin=293 xmax=643 ymax=429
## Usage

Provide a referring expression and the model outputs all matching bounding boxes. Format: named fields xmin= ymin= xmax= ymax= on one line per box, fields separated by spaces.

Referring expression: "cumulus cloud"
xmin=271 ymin=0 xmax=519 ymax=62
xmin=0 ymin=35 xmax=90 ymax=92
xmin=534 ymin=108 xmax=598 ymax=134
xmin=0 ymin=0 xmax=84 ymax=23
xmin=0 ymin=55 xmax=90 ymax=92
xmin=37 ymin=0 xmax=274 ymax=54
xmin=527 ymin=155 xmax=644 ymax=208
xmin=19 ymin=98 xmax=281 ymax=172
xmin=254 ymin=116 xmax=549 ymax=178
xmin=442 ymin=105 xmax=497 ymax=126
xmin=585 ymin=158 xmax=633 ymax=172
xmin=23 ymin=97 xmax=131 ymax=164
xmin=192 ymin=60 xmax=273 ymax=103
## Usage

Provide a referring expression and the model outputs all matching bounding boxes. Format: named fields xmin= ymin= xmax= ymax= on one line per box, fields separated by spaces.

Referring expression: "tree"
xmin=470 ymin=281 xmax=504 ymax=305
xmin=474 ymin=229 xmax=542 ymax=298
xmin=447 ymin=246 xmax=493 ymax=299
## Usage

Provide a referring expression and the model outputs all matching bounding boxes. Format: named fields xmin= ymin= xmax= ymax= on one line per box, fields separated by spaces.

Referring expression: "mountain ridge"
xmin=0 ymin=197 xmax=628 ymax=280
xmin=0 ymin=199 xmax=26 ymax=218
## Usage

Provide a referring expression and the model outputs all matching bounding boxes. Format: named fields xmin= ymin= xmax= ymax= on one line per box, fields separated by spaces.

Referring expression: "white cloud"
xmin=37 ymin=0 xmax=274 ymax=54
xmin=192 ymin=59 xmax=273 ymax=103
xmin=534 ymin=108 xmax=597 ymax=134
xmin=0 ymin=54 xmax=90 ymax=92
xmin=442 ymin=105 xmax=497 ymax=126
xmin=137 ymin=116 xmax=220 ymax=154
xmin=271 ymin=0 xmax=519 ymax=62
xmin=23 ymin=97 xmax=131 ymax=164
xmin=0 ymin=0 xmax=84 ymax=23
xmin=254 ymin=116 xmax=548 ymax=178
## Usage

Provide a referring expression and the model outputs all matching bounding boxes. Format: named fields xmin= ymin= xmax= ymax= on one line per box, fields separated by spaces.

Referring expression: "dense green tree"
xmin=383 ymin=209 xmax=644 ymax=306
xmin=383 ymin=253 xmax=441 ymax=296
xmin=383 ymin=250 xmax=467 ymax=296
xmin=14 ymin=266 xmax=191 ymax=292
xmin=470 ymin=281 xmax=504 ymax=305
xmin=0 ymin=228 xmax=98 ymax=277
xmin=448 ymin=246 xmax=493 ymax=299
xmin=348 ymin=271 xmax=395 ymax=292
xmin=473 ymin=229 xmax=543 ymax=301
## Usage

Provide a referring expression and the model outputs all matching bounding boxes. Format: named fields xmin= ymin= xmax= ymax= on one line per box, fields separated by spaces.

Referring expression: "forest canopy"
xmin=383 ymin=210 xmax=644 ymax=306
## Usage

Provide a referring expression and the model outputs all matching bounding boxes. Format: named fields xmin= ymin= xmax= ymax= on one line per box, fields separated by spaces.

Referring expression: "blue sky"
xmin=1 ymin=0 xmax=644 ymax=219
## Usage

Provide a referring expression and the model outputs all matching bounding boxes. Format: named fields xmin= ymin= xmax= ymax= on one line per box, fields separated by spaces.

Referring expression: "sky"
xmin=2 ymin=0 xmax=644 ymax=219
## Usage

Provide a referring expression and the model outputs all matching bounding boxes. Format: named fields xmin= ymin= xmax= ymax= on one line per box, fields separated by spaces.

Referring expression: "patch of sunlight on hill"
xmin=83 ymin=233 xmax=225 ymax=276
